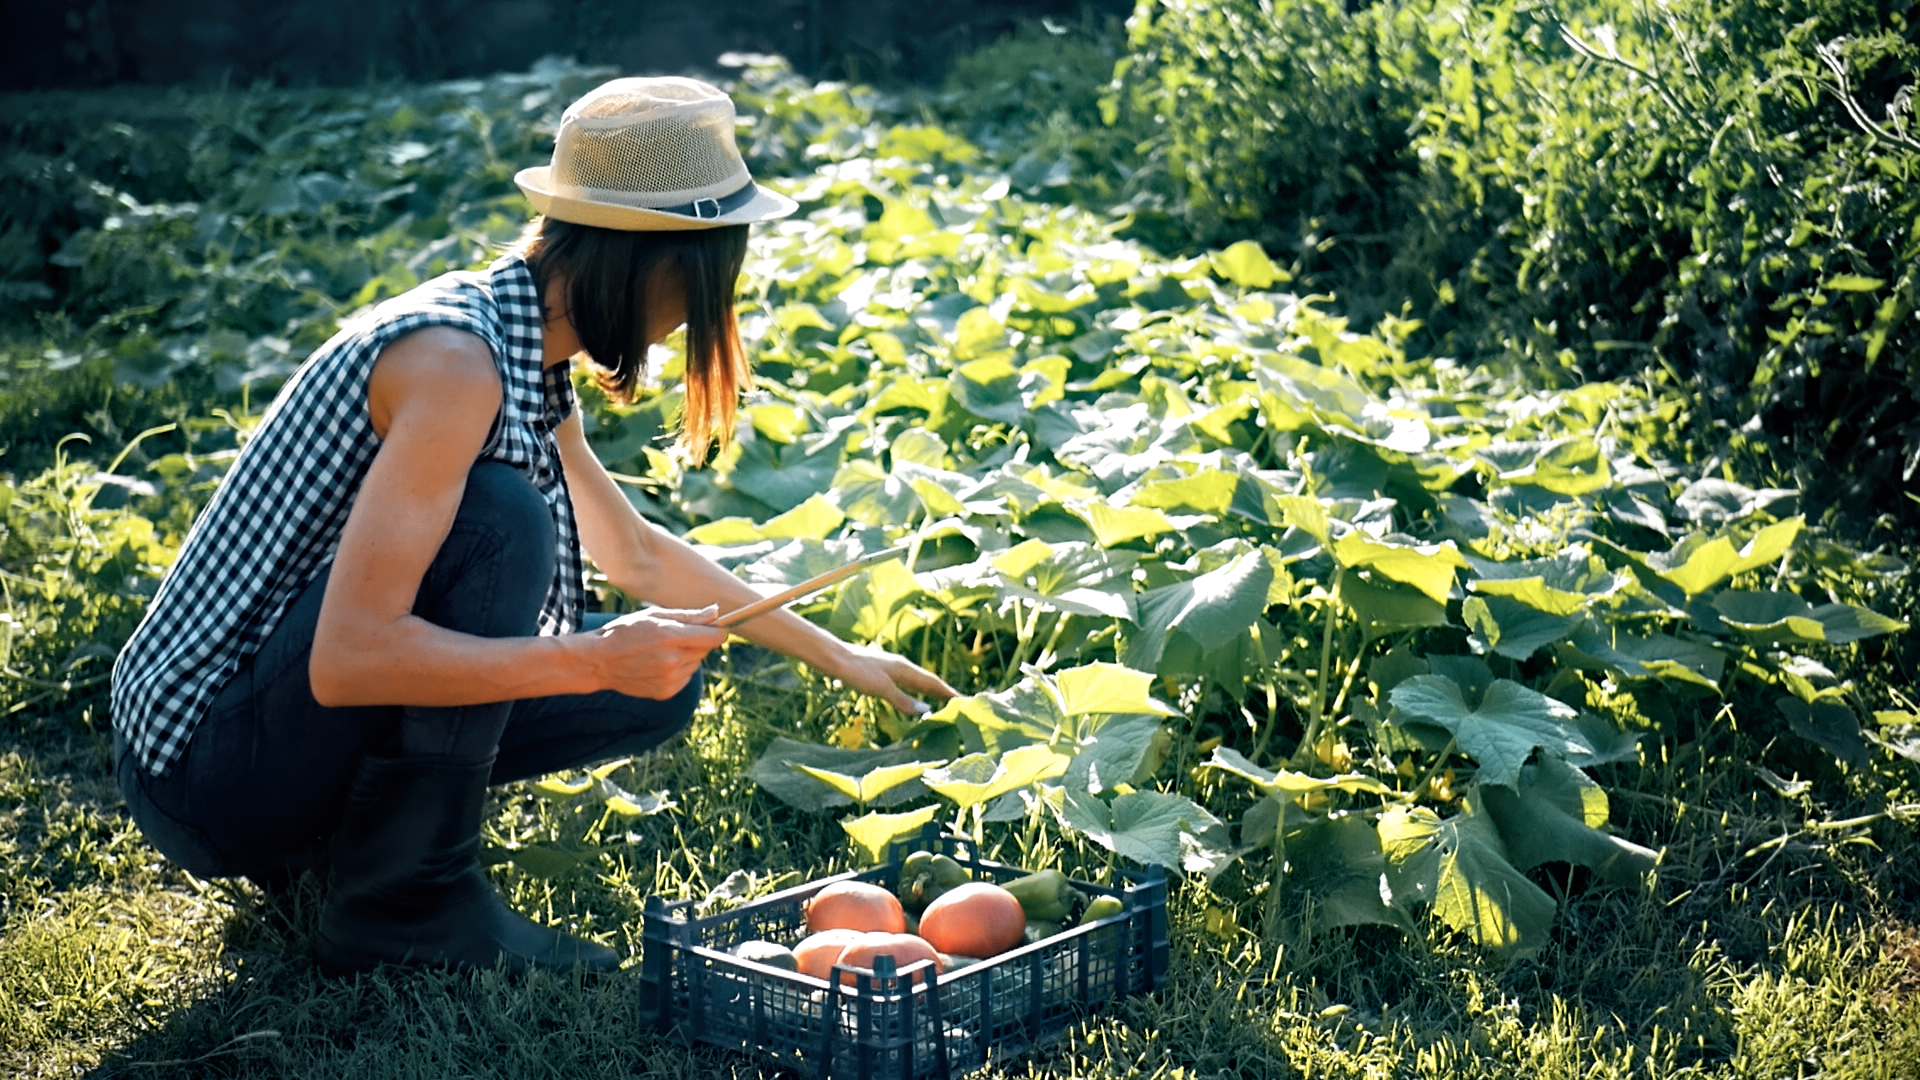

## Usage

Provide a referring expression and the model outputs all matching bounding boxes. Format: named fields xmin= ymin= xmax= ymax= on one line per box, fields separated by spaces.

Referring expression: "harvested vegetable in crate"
xmin=639 ymin=828 xmax=1165 ymax=1080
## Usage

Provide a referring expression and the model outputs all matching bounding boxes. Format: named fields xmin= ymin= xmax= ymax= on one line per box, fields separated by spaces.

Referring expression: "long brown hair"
xmin=517 ymin=217 xmax=750 ymax=460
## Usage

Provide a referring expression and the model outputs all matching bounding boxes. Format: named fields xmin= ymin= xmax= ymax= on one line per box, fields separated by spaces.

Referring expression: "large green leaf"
xmin=1254 ymin=353 xmax=1374 ymax=430
xmin=1464 ymin=549 xmax=1624 ymax=616
xmin=1711 ymin=591 xmax=1908 ymax=646
xmin=531 ymin=776 xmax=594 ymax=800
xmin=1477 ymin=438 xmax=1611 ymax=495
xmin=932 ymin=681 xmax=1061 ymax=755
xmin=1066 ymin=712 xmax=1172 ymax=795
xmin=1058 ymin=787 xmax=1226 ymax=872
xmin=1673 ymin=478 xmax=1798 ymax=526
xmin=893 ymin=459 xmax=1003 ymax=518
xmin=932 ymin=667 xmax=1174 ymax=789
xmin=1388 ymin=675 xmax=1592 ymax=788
xmin=1200 ymin=747 xmax=1393 ymax=800
xmin=991 ymin=539 xmax=1138 ymax=620
xmin=741 ymin=540 xmax=865 ymax=588
xmin=727 ymin=421 xmax=852 ymax=512
xmin=1340 ymin=574 xmax=1452 ymax=637
xmin=1013 ymin=275 xmax=1098 ymax=313
xmin=1129 ymin=470 xmax=1241 ymax=516
xmin=1282 ymin=813 xmax=1412 ymax=931
xmin=1560 ymin=623 xmax=1726 ymax=690
xmin=1463 ymin=596 xmax=1584 ymax=660
xmin=827 ymin=557 xmax=928 ymax=641
xmin=1055 ymin=402 xmax=1202 ymax=489
xmin=1522 ymin=438 xmax=1612 ymax=496
xmin=1051 ymin=662 xmax=1181 ymax=719
xmin=682 ymin=518 xmax=767 ymax=546
xmin=832 ymin=458 xmax=921 ymax=527
xmin=683 ymin=492 xmax=845 ymax=544
xmin=1331 ymin=533 xmax=1466 ymax=605
xmin=841 ymin=805 xmax=943 ymax=865
xmin=1479 ymin=759 xmax=1658 ymax=887
xmin=506 ymin=844 xmax=589 ymax=879
xmin=1378 ymin=805 xmax=1556 ymax=955
xmin=1074 ymin=501 xmax=1179 ymax=548
xmin=1567 ymin=712 xmax=1644 ymax=768
xmin=1369 ymin=646 xmax=1432 ymax=700
xmin=748 ymin=402 xmax=807 ymax=445
xmin=1777 ymin=696 xmax=1869 ymax=768
xmin=1645 ymin=518 xmax=1805 ymax=596
xmin=748 ymin=737 xmax=941 ymax=811
xmin=949 ymin=357 xmax=1025 ymax=421
xmin=794 ymin=760 xmax=940 ymax=805
xmin=869 ymin=374 xmax=949 ymax=416
xmin=1013 ymin=463 xmax=1103 ymax=505
xmin=923 ymin=744 xmax=1071 ymax=808
xmin=598 ymin=778 xmax=677 ymax=818
xmin=1209 ymin=239 xmax=1283 ymax=288
xmin=1122 ymin=551 xmax=1274 ymax=671
xmin=1265 ymin=492 xmax=1332 ymax=546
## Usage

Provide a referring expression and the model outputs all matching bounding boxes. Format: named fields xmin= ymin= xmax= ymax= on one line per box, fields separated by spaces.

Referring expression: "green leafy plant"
xmin=0 ymin=431 xmax=180 ymax=718
xmin=644 ymin=76 xmax=1908 ymax=950
xmin=3 ymin=54 xmax=1911 ymax=961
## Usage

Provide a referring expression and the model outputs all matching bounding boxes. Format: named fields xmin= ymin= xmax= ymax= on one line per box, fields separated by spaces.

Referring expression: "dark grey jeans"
xmin=115 ymin=462 xmax=702 ymax=881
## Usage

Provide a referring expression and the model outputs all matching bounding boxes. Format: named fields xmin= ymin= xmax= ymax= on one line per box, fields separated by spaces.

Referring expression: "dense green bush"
xmin=1117 ymin=0 xmax=1920 ymax=534
xmin=933 ymin=17 xmax=1147 ymax=205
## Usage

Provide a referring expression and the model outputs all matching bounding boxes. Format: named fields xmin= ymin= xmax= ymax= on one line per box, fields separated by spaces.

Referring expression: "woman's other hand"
xmin=817 ymin=642 xmax=958 ymax=717
xmin=590 ymin=605 xmax=729 ymax=700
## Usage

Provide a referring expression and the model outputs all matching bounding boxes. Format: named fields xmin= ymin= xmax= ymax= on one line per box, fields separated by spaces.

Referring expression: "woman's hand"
xmin=815 ymin=642 xmax=958 ymax=716
xmin=589 ymin=605 xmax=730 ymax=700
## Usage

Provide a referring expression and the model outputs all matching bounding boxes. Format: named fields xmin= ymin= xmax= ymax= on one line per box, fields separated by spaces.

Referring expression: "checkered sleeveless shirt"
xmin=110 ymin=253 xmax=584 ymax=776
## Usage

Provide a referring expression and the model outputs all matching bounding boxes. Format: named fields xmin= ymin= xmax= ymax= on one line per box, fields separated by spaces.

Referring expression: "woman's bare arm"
xmin=558 ymin=413 xmax=955 ymax=713
xmin=307 ymin=328 xmax=725 ymax=708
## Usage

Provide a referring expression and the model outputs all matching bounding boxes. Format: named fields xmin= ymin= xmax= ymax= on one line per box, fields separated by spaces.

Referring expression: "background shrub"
xmin=1117 ymin=0 xmax=1920 ymax=535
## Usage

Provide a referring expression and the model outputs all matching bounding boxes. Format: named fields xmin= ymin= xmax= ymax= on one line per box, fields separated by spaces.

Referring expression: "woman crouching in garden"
xmin=108 ymin=76 xmax=953 ymax=977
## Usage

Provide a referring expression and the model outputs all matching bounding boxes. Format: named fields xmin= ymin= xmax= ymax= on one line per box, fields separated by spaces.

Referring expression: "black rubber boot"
xmin=314 ymin=751 xmax=621 ymax=978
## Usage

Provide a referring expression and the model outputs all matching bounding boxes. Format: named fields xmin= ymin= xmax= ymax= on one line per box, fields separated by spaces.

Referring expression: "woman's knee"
xmin=414 ymin=463 xmax=556 ymax=636
xmin=488 ymin=669 xmax=706 ymax=784
xmin=654 ymin=667 xmax=705 ymax=737
xmin=583 ymin=669 xmax=705 ymax=755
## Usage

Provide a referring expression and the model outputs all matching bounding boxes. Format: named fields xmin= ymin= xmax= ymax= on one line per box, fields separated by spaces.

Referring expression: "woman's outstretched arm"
xmin=558 ymin=413 xmax=956 ymax=714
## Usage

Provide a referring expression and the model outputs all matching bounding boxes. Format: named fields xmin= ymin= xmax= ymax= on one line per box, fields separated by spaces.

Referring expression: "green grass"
xmin=6 ymin=666 xmax=1919 ymax=1079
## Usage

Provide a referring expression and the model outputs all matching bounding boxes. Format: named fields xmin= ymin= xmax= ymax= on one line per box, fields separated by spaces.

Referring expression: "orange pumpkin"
xmin=793 ymin=928 xmax=864 ymax=980
xmin=804 ymin=881 xmax=908 ymax=934
xmin=832 ymin=932 xmax=944 ymax=985
xmin=916 ymin=882 xmax=1026 ymax=958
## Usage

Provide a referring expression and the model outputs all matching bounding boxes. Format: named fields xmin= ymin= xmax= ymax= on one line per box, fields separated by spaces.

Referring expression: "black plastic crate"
xmin=637 ymin=829 xmax=1168 ymax=1080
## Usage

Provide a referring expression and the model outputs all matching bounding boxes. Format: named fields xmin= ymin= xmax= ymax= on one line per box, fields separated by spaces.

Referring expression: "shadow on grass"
xmin=80 ymin=885 xmax=755 ymax=1080
xmin=0 ymin=719 xmax=739 ymax=1080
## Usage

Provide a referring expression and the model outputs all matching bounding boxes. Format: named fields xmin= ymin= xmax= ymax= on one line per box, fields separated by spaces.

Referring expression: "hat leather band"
xmin=649 ymin=179 xmax=759 ymax=220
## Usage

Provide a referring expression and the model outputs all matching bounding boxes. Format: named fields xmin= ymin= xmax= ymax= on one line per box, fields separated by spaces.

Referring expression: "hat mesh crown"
xmin=551 ymin=79 xmax=751 ymax=208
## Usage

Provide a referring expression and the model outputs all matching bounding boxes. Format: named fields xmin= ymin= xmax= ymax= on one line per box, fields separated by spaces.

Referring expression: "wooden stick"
xmin=716 ymin=546 xmax=909 ymax=628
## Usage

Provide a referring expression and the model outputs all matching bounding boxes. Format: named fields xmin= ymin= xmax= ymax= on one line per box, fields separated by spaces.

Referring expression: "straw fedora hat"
xmin=515 ymin=76 xmax=797 ymax=231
